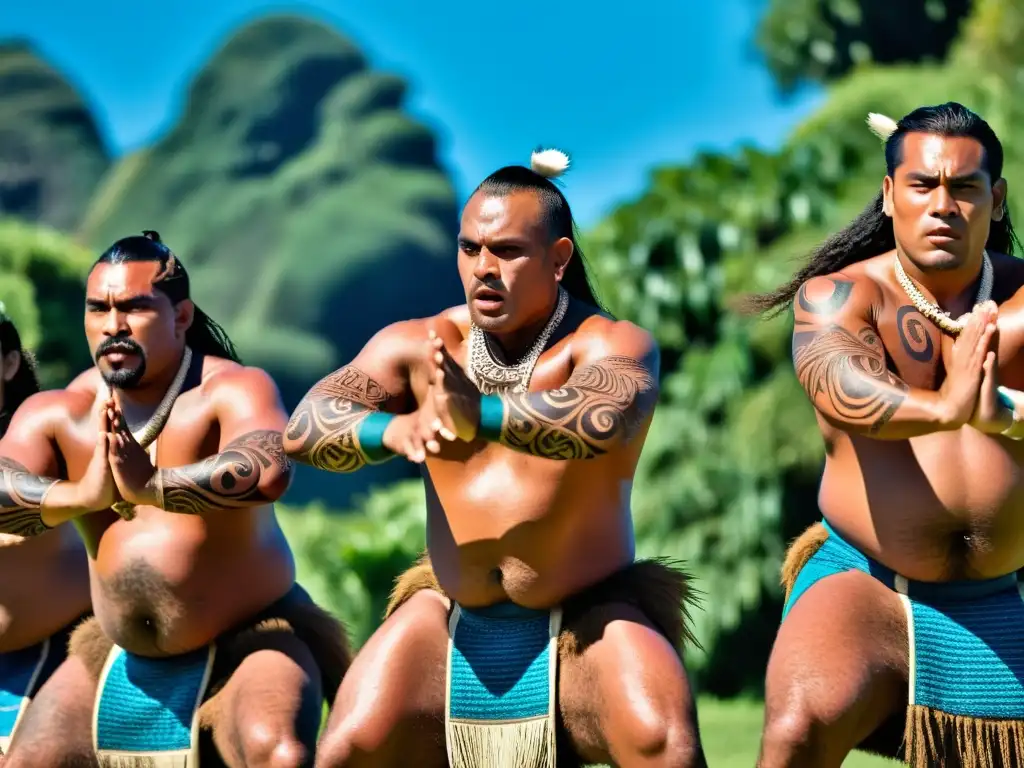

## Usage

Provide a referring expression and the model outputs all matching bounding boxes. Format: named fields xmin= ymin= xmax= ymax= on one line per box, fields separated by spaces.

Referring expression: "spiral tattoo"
xmin=156 ymin=430 xmax=292 ymax=515
xmin=896 ymin=305 xmax=935 ymax=363
xmin=499 ymin=356 xmax=658 ymax=459
xmin=284 ymin=366 xmax=393 ymax=473
xmin=793 ymin=324 xmax=908 ymax=434
xmin=0 ymin=457 xmax=58 ymax=536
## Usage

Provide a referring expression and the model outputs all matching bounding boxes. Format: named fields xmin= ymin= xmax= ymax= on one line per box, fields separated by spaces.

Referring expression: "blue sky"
xmin=1 ymin=0 xmax=823 ymax=227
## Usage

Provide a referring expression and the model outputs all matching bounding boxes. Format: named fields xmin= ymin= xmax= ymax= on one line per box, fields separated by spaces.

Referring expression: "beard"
xmin=95 ymin=337 xmax=147 ymax=389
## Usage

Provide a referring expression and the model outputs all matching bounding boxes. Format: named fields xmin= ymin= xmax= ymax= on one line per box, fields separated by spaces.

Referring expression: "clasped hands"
xmin=58 ymin=393 xmax=160 ymax=519
xmin=941 ymin=301 xmax=1017 ymax=435
xmin=382 ymin=331 xmax=483 ymax=463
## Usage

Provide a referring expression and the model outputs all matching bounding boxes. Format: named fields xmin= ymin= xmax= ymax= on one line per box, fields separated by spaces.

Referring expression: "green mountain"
xmin=3 ymin=15 xmax=465 ymax=506
xmin=0 ymin=41 xmax=110 ymax=231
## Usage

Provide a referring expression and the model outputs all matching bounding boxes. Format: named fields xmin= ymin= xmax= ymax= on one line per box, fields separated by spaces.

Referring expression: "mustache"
xmin=95 ymin=337 xmax=144 ymax=360
xmin=472 ymin=278 xmax=506 ymax=294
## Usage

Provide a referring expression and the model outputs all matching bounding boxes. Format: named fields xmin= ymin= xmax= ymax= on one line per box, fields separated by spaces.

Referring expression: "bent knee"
xmin=611 ymin=706 xmax=704 ymax=768
xmin=760 ymin=696 xmax=827 ymax=764
xmin=240 ymin=723 xmax=311 ymax=768
xmin=314 ymin=718 xmax=386 ymax=768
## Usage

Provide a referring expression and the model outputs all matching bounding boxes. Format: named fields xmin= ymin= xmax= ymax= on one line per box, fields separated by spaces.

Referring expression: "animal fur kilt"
xmin=386 ymin=554 xmax=698 ymax=768
xmin=69 ymin=583 xmax=350 ymax=768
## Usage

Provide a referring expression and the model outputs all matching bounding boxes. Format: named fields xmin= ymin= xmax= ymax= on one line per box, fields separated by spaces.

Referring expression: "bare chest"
xmin=875 ymin=303 xmax=945 ymax=389
xmin=56 ymin=390 xmax=218 ymax=480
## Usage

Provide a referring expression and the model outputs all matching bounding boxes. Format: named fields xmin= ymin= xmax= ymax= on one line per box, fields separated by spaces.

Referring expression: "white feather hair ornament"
xmin=530 ymin=148 xmax=570 ymax=178
xmin=866 ymin=112 xmax=899 ymax=142
xmin=0 ymin=301 xmax=6 ymax=315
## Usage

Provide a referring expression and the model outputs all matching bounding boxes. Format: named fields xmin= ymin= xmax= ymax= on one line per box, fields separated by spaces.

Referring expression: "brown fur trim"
xmin=780 ymin=522 xmax=829 ymax=602
xmin=385 ymin=552 xmax=442 ymax=619
xmin=68 ymin=616 xmax=116 ymax=682
xmin=905 ymin=703 xmax=1024 ymax=768
xmin=384 ymin=555 xmax=699 ymax=657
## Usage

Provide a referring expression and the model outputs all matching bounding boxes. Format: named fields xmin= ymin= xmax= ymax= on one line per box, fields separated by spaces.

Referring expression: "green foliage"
xmin=585 ymin=0 xmax=1024 ymax=693
xmin=0 ymin=42 xmax=110 ymax=231
xmin=276 ymin=480 xmax=427 ymax=648
xmin=78 ymin=15 xmax=462 ymax=418
xmin=757 ymin=0 xmax=971 ymax=92
xmin=0 ymin=219 xmax=94 ymax=387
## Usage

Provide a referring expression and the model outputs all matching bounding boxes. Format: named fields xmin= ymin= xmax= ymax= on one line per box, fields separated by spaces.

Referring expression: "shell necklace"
xmin=467 ymin=287 xmax=569 ymax=394
xmin=894 ymin=252 xmax=993 ymax=336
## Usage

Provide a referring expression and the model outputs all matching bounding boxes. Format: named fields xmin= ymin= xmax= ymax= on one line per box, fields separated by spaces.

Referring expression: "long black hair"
xmin=0 ymin=312 xmax=41 ymax=436
xmin=94 ymin=231 xmax=241 ymax=363
xmin=474 ymin=163 xmax=608 ymax=312
xmin=747 ymin=102 xmax=1021 ymax=317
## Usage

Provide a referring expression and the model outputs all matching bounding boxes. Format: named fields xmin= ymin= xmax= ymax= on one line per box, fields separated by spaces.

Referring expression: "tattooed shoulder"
xmin=796 ymin=277 xmax=856 ymax=318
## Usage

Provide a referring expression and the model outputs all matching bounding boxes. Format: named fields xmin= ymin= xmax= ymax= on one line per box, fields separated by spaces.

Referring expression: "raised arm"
xmin=283 ymin=322 xmax=415 ymax=473
xmin=792 ymin=274 xmax=987 ymax=439
xmin=425 ymin=318 xmax=659 ymax=461
xmin=139 ymin=368 xmax=294 ymax=515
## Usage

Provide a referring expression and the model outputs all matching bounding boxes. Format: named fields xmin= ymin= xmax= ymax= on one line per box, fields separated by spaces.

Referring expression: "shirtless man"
xmin=0 ymin=231 xmax=349 ymax=767
xmin=748 ymin=102 xmax=1024 ymax=767
xmin=285 ymin=150 xmax=706 ymax=768
xmin=0 ymin=308 xmax=92 ymax=755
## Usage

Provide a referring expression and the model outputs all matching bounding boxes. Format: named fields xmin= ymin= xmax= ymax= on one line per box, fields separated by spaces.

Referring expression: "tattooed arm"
xmin=431 ymin=318 xmax=659 ymax=460
xmin=0 ymin=390 xmax=101 ymax=534
xmin=792 ymin=275 xmax=984 ymax=439
xmin=284 ymin=322 xmax=414 ymax=473
xmin=140 ymin=367 xmax=294 ymax=514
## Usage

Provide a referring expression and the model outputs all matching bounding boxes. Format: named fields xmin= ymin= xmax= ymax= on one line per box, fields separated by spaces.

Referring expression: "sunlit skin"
xmin=291 ymin=187 xmax=707 ymax=766
xmin=884 ymin=134 xmax=1007 ymax=301
xmin=757 ymin=131 xmax=1024 ymax=767
xmin=0 ymin=331 xmax=90 ymax=656
xmin=0 ymin=259 xmax=323 ymax=767
xmin=457 ymin=191 xmax=572 ymax=357
xmin=84 ymin=262 xmax=195 ymax=417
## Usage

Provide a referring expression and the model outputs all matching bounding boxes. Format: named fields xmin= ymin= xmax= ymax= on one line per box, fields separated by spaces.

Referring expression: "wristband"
xmin=356 ymin=411 xmax=397 ymax=462
xmin=478 ymin=395 xmax=505 ymax=442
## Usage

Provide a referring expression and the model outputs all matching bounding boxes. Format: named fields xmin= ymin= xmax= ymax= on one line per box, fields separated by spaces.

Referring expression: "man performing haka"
xmin=0 ymin=231 xmax=350 ymax=767
xmin=286 ymin=150 xmax=706 ymax=768
xmin=0 ymin=308 xmax=93 ymax=755
xmin=750 ymin=102 xmax=1024 ymax=767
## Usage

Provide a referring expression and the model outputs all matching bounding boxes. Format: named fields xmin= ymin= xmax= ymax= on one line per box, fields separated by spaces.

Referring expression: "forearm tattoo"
xmin=499 ymin=356 xmax=658 ymax=459
xmin=156 ymin=430 xmax=292 ymax=515
xmin=793 ymin=280 xmax=907 ymax=434
xmin=284 ymin=366 xmax=392 ymax=473
xmin=0 ymin=457 xmax=57 ymax=536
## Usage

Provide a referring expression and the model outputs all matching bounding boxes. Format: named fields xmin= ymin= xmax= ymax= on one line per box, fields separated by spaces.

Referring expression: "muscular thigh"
xmin=319 ymin=590 xmax=450 ymax=766
xmin=202 ymin=630 xmax=325 ymax=766
xmin=765 ymin=570 xmax=909 ymax=756
xmin=5 ymin=655 xmax=98 ymax=767
xmin=559 ymin=603 xmax=701 ymax=767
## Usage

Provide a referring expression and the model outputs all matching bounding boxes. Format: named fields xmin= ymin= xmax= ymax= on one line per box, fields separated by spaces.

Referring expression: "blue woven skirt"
xmin=785 ymin=520 xmax=1024 ymax=765
xmin=445 ymin=602 xmax=562 ymax=768
xmin=93 ymin=643 xmax=215 ymax=767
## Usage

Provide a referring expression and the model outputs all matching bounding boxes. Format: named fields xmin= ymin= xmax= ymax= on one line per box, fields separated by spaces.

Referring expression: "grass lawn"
xmin=697 ymin=698 xmax=896 ymax=767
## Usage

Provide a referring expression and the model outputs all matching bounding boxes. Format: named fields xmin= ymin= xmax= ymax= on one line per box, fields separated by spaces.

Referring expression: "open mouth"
xmin=473 ymin=289 xmax=504 ymax=310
